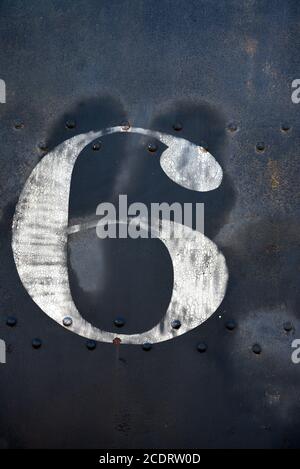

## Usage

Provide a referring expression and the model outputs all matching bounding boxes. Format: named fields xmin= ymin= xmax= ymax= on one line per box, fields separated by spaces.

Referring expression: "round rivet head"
xmin=63 ymin=316 xmax=73 ymax=327
xmin=6 ymin=316 xmax=17 ymax=327
xmin=32 ymin=338 xmax=42 ymax=349
xmin=226 ymin=319 xmax=237 ymax=331
xmin=283 ymin=321 xmax=293 ymax=332
xmin=200 ymin=141 xmax=209 ymax=152
xmin=173 ymin=122 xmax=182 ymax=131
xmin=147 ymin=143 xmax=157 ymax=153
xmin=86 ymin=339 xmax=96 ymax=350
xmin=142 ymin=342 xmax=152 ymax=351
xmin=228 ymin=122 xmax=238 ymax=132
xmin=114 ymin=317 xmax=125 ymax=328
xmin=14 ymin=121 xmax=24 ymax=130
xmin=92 ymin=141 xmax=101 ymax=151
xmin=197 ymin=342 xmax=207 ymax=353
xmin=65 ymin=119 xmax=76 ymax=129
xmin=171 ymin=319 xmax=181 ymax=330
xmin=281 ymin=123 xmax=291 ymax=133
xmin=38 ymin=142 xmax=48 ymax=152
xmin=121 ymin=121 xmax=130 ymax=131
xmin=256 ymin=142 xmax=265 ymax=152
xmin=252 ymin=343 xmax=261 ymax=354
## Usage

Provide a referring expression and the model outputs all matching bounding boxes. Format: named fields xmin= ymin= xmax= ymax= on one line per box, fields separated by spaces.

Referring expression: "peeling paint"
xmin=12 ymin=127 xmax=227 ymax=344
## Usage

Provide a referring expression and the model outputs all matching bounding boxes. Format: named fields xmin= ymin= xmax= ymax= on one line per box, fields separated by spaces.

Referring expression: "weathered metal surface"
xmin=0 ymin=0 xmax=300 ymax=449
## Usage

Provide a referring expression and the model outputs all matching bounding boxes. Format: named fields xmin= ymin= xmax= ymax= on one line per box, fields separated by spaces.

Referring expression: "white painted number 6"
xmin=12 ymin=126 xmax=228 ymax=344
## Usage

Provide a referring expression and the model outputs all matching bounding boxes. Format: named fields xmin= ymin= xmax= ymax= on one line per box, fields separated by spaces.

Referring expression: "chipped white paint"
xmin=124 ymin=127 xmax=223 ymax=192
xmin=12 ymin=127 xmax=227 ymax=344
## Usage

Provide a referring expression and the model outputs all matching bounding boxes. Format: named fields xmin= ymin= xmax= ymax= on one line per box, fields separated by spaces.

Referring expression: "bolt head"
xmin=38 ymin=142 xmax=48 ymax=152
xmin=147 ymin=143 xmax=157 ymax=153
xmin=281 ymin=123 xmax=291 ymax=133
xmin=256 ymin=142 xmax=265 ymax=152
xmin=252 ymin=343 xmax=261 ymax=354
xmin=200 ymin=141 xmax=209 ymax=152
xmin=283 ymin=321 xmax=293 ymax=332
xmin=142 ymin=342 xmax=152 ymax=351
xmin=173 ymin=122 xmax=183 ymax=131
xmin=14 ymin=121 xmax=24 ymax=130
xmin=197 ymin=342 xmax=207 ymax=353
xmin=114 ymin=317 xmax=125 ymax=328
xmin=6 ymin=316 xmax=17 ymax=327
xmin=171 ymin=319 xmax=181 ymax=330
xmin=86 ymin=340 xmax=97 ymax=350
xmin=226 ymin=319 xmax=237 ymax=331
xmin=63 ymin=316 xmax=73 ymax=327
xmin=121 ymin=121 xmax=130 ymax=131
xmin=228 ymin=122 xmax=238 ymax=132
xmin=92 ymin=141 xmax=101 ymax=151
xmin=32 ymin=338 xmax=42 ymax=349
xmin=65 ymin=119 xmax=76 ymax=129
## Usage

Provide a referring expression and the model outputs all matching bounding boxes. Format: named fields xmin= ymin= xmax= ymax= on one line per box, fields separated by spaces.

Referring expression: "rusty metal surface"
xmin=0 ymin=0 xmax=300 ymax=448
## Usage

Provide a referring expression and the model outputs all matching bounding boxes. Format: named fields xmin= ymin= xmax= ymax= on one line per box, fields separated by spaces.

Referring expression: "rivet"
xmin=173 ymin=122 xmax=183 ymax=131
xmin=121 ymin=121 xmax=130 ymax=131
xmin=92 ymin=141 xmax=101 ymax=151
xmin=252 ymin=343 xmax=261 ymax=354
xmin=197 ymin=342 xmax=207 ymax=353
xmin=63 ymin=316 xmax=73 ymax=327
xmin=200 ymin=141 xmax=209 ymax=152
xmin=142 ymin=342 xmax=152 ymax=351
xmin=265 ymin=243 xmax=279 ymax=254
xmin=38 ymin=142 xmax=48 ymax=152
xmin=65 ymin=119 xmax=76 ymax=130
xmin=147 ymin=143 xmax=157 ymax=153
xmin=114 ymin=317 xmax=125 ymax=328
xmin=256 ymin=142 xmax=265 ymax=153
xmin=6 ymin=316 xmax=17 ymax=327
xmin=32 ymin=338 xmax=42 ymax=349
xmin=171 ymin=319 xmax=181 ymax=330
xmin=14 ymin=121 xmax=24 ymax=130
xmin=281 ymin=123 xmax=291 ymax=133
xmin=86 ymin=339 xmax=96 ymax=350
xmin=225 ymin=319 xmax=236 ymax=331
xmin=227 ymin=122 xmax=238 ymax=132
xmin=283 ymin=321 xmax=293 ymax=332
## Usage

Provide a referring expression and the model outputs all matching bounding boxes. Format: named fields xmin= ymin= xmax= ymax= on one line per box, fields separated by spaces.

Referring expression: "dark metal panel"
xmin=0 ymin=0 xmax=299 ymax=449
